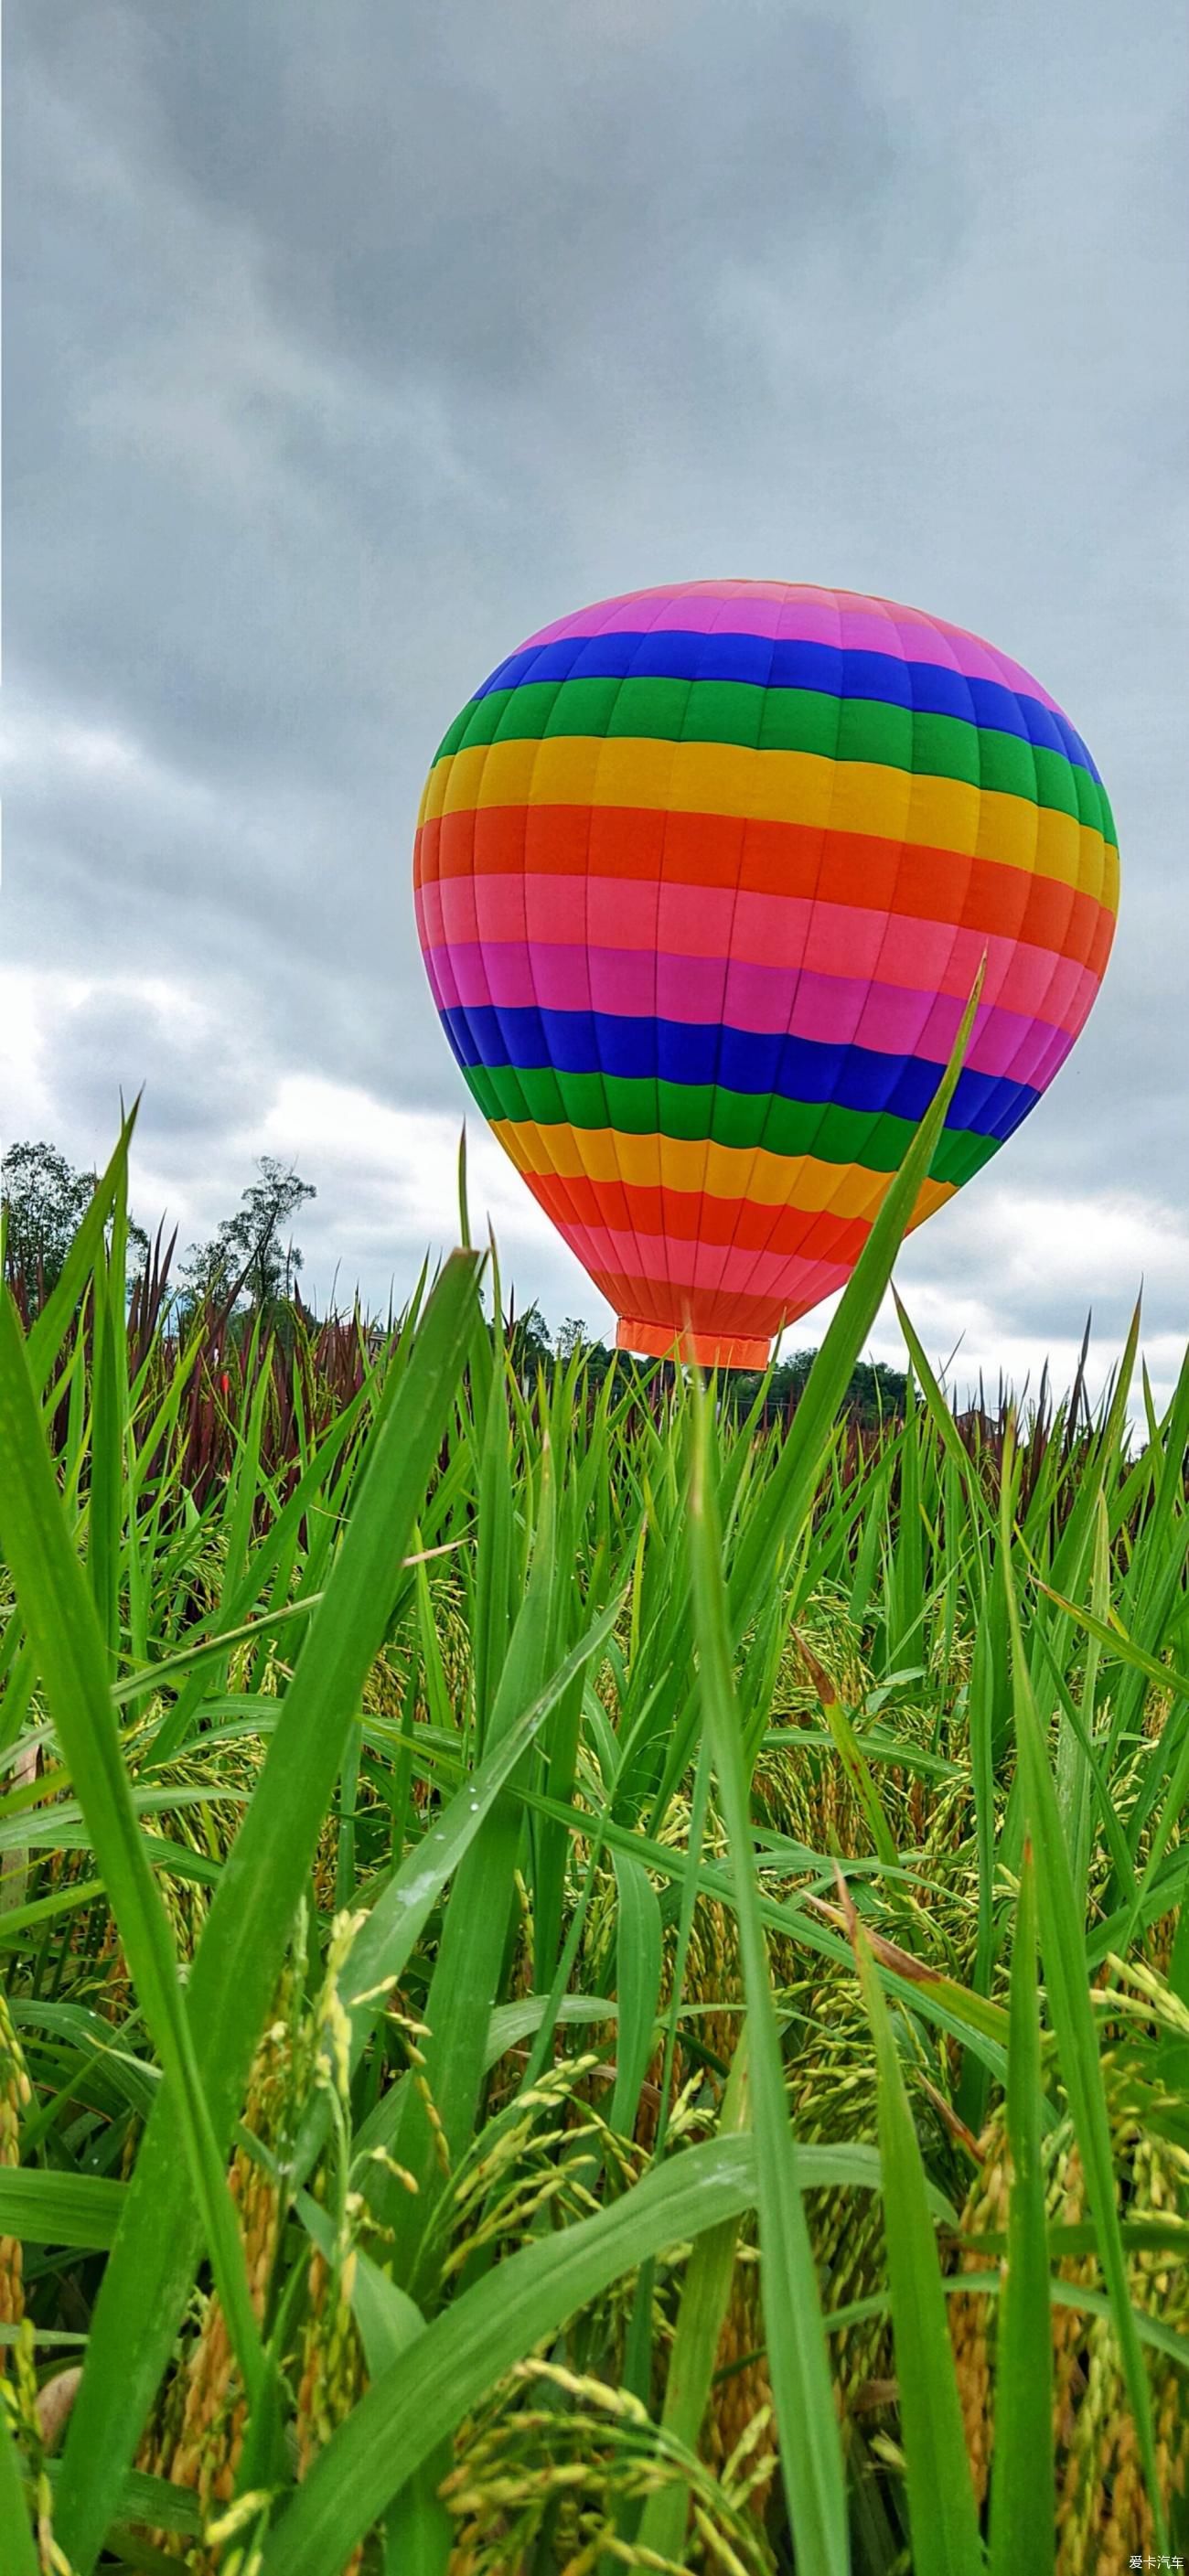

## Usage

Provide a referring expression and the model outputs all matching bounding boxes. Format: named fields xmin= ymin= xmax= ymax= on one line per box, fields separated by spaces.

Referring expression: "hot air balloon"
xmin=414 ymin=582 xmax=1118 ymax=1367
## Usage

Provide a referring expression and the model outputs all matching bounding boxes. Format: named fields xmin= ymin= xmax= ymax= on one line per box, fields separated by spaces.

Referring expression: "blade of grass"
xmin=989 ymin=1842 xmax=1054 ymax=2576
xmin=0 ymin=2167 xmax=126 ymax=2249
xmin=0 ymin=2402 xmax=38 ymax=2576
xmin=86 ymin=1226 xmax=124 ymax=1664
xmin=382 ymin=1442 xmax=560 ymax=2292
xmin=608 ymin=1846 xmax=663 ymax=2139
xmin=56 ymin=1251 xmax=482 ymax=2572
xmin=847 ymin=1891 xmax=982 ymax=2576
xmin=1000 ymin=1416 xmax=1165 ymax=2552
xmin=23 ymin=1107 xmax=138 ymax=1397
xmin=687 ymin=1381 xmax=849 ymax=2575
xmin=0 ymin=1288 xmax=270 ymax=2415
xmin=1054 ymin=1493 xmax=1109 ymax=1906
xmin=1034 ymin=1584 xmax=1189 ymax=1710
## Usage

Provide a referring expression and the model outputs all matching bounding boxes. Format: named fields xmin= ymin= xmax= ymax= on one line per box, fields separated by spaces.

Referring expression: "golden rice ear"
xmin=34 ymin=2367 xmax=82 ymax=2456
xmin=948 ymin=2069 xmax=1189 ymax=2572
xmin=0 ymin=1987 xmax=31 ymax=2341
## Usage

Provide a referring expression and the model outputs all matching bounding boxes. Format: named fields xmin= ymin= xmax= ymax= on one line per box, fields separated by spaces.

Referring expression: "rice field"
xmin=1 ymin=1098 xmax=1187 ymax=2574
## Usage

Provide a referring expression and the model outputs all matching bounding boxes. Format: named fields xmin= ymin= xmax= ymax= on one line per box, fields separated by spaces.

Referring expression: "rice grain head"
xmin=0 ymin=1985 xmax=31 ymax=2345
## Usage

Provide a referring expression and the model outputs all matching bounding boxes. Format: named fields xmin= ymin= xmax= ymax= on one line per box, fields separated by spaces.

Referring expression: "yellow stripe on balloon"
xmin=423 ymin=735 xmax=1116 ymax=903
xmin=491 ymin=1119 xmax=956 ymax=1226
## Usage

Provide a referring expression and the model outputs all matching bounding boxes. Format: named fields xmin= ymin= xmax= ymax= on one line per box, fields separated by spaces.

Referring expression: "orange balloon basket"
xmin=615 ymin=1318 xmax=773 ymax=1371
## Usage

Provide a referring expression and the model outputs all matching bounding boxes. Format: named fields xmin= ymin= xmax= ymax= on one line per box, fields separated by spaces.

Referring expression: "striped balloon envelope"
xmin=414 ymin=582 xmax=1119 ymax=1368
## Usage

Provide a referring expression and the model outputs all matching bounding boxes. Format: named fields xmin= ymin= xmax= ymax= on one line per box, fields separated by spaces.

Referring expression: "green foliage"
xmin=722 ymin=1349 xmax=910 ymax=1428
xmin=0 ymin=1117 xmax=1186 ymax=2572
xmin=177 ymin=1154 xmax=316 ymax=1319
xmin=1 ymin=1138 xmax=149 ymax=1313
xmin=989 ymin=1845 xmax=1053 ymax=2576
xmin=504 ymin=1306 xmax=905 ymax=1419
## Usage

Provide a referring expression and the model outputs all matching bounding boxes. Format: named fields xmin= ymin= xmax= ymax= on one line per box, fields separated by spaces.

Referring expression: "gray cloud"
xmin=4 ymin=0 xmax=1186 ymax=1374
xmin=46 ymin=981 xmax=263 ymax=1145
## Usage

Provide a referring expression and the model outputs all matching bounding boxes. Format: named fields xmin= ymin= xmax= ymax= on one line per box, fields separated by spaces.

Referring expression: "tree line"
xmin=1 ymin=1138 xmax=907 ymax=1423
xmin=508 ymin=1301 xmax=906 ymax=1426
xmin=1 ymin=1138 xmax=315 ymax=1325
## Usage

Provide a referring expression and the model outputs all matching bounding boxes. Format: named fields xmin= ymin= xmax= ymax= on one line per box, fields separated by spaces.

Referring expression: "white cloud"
xmin=822 ymin=1183 xmax=1189 ymax=1416
xmin=0 ymin=966 xmax=72 ymax=1142
xmin=258 ymin=1073 xmax=556 ymax=1258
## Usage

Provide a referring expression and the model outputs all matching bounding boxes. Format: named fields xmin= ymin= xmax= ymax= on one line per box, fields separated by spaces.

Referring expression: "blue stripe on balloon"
xmin=442 ymin=1005 xmax=1037 ymax=1142
xmin=473 ymin=632 xmax=1099 ymax=780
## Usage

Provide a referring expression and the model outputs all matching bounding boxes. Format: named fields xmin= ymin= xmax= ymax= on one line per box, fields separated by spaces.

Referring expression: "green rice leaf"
xmin=609 ymin=1845 xmax=663 ymax=2137
xmin=0 ymin=2403 xmax=37 ymax=2576
xmin=990 ymin=1842 xmax=1054 ymax=2576
xmin=23 ymin=1109 xmax=137 ymax=1397
xmin=0 ymin=1288 xmax=271 ymax=2417
xmin=55 ymin=1251 xmax=482 ymax=2572
xmin=850 ymin=1900 xmax=983 ymax=2576
xmin=0 ymin=2167 xmax=126 ymax=2250
xmin=637 ymin=2035 xmax=752 ymax=2564
xmin=1000 ymin=1418 xmax=1166 ymax=2553
xmin=687 ymin=1384 xmax=850 ymax=2575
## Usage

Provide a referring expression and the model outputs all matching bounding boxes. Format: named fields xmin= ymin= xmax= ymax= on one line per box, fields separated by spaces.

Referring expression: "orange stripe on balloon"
xmin=520 ymin=1165 xmax=953 ymax=1256
xmin=424 ymin=736 xmax=1108 ymax=899
xmin=414 ymin=808 xmax=1117 ymax=971
xmin=523 ymin=1168 xmax=870 ymax=1261
xmin=616 ymin=1320 xmax=774 ymax=1366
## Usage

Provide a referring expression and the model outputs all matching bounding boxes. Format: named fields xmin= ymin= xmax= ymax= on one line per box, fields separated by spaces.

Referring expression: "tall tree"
xmin=179 ymin=1157 xmax=316 ymax=1315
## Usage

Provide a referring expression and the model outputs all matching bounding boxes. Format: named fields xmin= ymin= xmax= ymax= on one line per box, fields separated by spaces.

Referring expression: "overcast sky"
xmin=5 ymin=2 xmax=1186 ymax=1404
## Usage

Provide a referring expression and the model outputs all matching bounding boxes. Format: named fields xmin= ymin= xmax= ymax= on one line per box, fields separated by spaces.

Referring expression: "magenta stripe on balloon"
xmin=423 ymin=874 xmax=1096 ymax=1008
xmin=425 ymin=938 xmax=1094 ymax=1071
xmin=420 ymin=942 xmax=448 ymax=1014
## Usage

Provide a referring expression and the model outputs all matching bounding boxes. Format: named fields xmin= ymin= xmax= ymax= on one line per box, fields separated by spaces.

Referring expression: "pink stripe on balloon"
xmin=554 ymin=1221 xmax=857 ymax=1302
xmin=455 ymin=871 xmax=1099 ymax=1012
xmin=783 ymin=1256 xmax=854 ymax=1308
xmin=530 ymin=872 xmax=725 ymax=956
xmin=417 ymin=879 xmax=445 ymax=946
xmin=584 ymin=1259 xmax=854 ymax=1335
xmin=426 ymin=937 xmax=1097 ymax=1065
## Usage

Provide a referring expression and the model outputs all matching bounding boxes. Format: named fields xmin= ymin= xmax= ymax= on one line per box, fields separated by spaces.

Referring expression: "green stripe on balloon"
xmin=434 ymin=677 xmax=1113 ymax=838
xmin=463 ymin=1061 xmax=1001 ymax=1187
